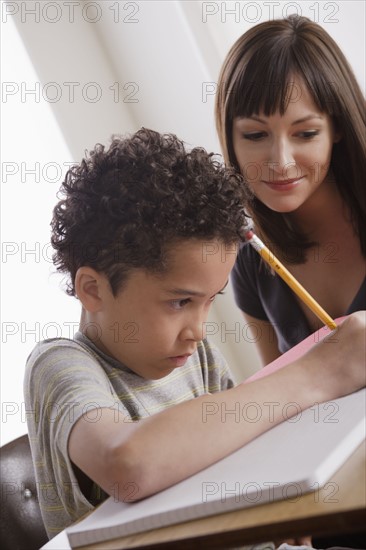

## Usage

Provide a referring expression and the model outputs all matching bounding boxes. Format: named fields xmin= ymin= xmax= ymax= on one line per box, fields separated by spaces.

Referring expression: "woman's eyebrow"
xmin=235 ymin=115 xmax=266 ymax=123
xmin=291 ymin=114 xmax=323 ymax=125
xmin=235 ymin=114 xmax=323 ymax=125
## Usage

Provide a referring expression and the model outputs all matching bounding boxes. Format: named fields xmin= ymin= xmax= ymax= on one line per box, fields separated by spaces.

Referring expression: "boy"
xmin=24 ymin=128 xmax=365 ymax=540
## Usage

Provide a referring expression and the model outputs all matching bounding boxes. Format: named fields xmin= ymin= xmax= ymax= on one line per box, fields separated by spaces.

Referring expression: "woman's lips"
xmin=262 ymin=177 xmax=304 ymax=191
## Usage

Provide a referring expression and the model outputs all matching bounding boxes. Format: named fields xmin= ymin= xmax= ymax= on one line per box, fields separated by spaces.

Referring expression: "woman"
xmin=215 ymin=15 xmax=366 ymax=366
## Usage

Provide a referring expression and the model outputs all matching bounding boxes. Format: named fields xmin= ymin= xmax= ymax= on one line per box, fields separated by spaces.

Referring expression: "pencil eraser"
xmin=245 ymin=230 xmax=254 ymax=240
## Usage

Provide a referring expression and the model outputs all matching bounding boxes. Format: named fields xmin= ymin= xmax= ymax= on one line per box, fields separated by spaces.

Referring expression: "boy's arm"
xmin=68 ymin=311 xmax=366 ymax=503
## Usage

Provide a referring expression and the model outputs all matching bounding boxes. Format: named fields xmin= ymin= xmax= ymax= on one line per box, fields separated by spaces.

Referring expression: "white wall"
xmin=1 ymin=0 xmax=365 ymax=445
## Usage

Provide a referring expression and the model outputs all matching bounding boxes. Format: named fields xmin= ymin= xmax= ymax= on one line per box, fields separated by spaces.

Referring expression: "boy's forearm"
xmin=73 ymin=313 xmax=365 ymax=504
xmin=107 ymin=357 xmax=322 ymax=502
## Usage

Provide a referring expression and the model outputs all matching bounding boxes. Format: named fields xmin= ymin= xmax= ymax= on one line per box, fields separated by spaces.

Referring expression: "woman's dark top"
xmin=231 ymin=243 xmax=366 ymax=353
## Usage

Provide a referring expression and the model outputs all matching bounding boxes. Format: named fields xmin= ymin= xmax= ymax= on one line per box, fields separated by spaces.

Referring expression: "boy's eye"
xmin=242 ymin=132 xmax=266 ymax=141
xmin=170 ymin=298 xmax=191 ymax=310
xmin=297 ymin=130 xmax=320 ymax=139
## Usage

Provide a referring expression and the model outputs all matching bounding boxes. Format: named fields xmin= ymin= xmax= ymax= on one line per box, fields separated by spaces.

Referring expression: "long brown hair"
xmin=215 ymin=15 xmax=366 ymax=262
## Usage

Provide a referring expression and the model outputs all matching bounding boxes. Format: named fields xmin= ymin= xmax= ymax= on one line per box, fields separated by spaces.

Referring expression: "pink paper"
xmin=244 ymin=316 xmax=347 ymax=384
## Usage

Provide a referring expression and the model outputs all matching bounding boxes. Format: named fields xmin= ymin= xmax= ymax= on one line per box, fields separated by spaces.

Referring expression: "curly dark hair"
xmin=51 ymin=128 xmax=249 ymax=296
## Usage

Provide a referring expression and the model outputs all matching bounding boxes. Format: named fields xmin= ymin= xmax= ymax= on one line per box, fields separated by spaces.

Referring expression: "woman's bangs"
xmin=228 ymin=53 xmax=301 ymax=119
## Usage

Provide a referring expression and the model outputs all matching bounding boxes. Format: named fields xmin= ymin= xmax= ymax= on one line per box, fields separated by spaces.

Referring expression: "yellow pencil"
xmin=245 ymin=231 xmax=337 ymax=331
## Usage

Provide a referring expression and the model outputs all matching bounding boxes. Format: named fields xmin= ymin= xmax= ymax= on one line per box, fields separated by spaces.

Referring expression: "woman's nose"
xmin=268 ymin=138 xmax=295 ymax=176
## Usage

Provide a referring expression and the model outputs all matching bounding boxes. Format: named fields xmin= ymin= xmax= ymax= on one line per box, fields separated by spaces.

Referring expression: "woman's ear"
xmin=75 ymin=267 xmax=105 ymax=312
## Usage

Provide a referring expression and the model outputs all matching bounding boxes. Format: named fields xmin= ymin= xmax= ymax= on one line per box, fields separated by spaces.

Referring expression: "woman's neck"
xmin=288 ymin=178 xmax=350 ymax=243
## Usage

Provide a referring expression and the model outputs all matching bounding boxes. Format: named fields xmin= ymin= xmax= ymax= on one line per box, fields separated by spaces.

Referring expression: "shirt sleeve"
xmin=24 ymin=338 xmax=129 ymax=537
xmin=198 ymin=338 xmax=236 ymax=391
xmin=231 ymin=243 xmax=269 ymax=321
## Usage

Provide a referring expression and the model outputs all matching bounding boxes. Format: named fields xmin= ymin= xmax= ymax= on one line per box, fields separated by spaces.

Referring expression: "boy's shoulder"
xmin=196 ymin=338 xmax=225 ymax=364
xmin=27 ymin=334 xmax=85 ymax=356
xmin=25 ymin=334 xmax=101 ymax=372
xmin=196 ymin=338 xmax=235 ymax=390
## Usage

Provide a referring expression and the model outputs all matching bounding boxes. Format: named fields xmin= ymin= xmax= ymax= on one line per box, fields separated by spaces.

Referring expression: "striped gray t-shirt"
xmin=24 ymin=332 xmax=235 ymax=539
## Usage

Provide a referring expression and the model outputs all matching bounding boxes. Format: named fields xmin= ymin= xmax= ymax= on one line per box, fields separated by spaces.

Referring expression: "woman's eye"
xmin=242 ymin=132 xmax=266 ymax=141
xmin=297 ymin=130 xmax=320 ymax=139
xmin=170 ymin=298 xmax=191 ymax=310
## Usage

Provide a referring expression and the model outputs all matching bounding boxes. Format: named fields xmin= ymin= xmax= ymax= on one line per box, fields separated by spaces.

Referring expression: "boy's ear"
xmin=75 ymin=267 xmax=105 ymax=312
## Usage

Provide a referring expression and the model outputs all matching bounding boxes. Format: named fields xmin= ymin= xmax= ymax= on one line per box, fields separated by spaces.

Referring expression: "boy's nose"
xmin=181 ymin=314 xmax=205 ymax=342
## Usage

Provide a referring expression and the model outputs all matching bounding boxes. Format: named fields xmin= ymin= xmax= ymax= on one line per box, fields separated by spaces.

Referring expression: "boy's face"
xmin=94 ymin=239 xmax=237 ymax=379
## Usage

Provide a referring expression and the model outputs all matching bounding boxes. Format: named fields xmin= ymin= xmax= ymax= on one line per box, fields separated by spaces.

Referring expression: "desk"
xmin=43 ymin=441 xmax=365 ymax=550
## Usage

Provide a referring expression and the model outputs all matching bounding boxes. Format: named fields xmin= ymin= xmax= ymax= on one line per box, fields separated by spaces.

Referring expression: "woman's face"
xmin=232 ymin=79 xmax=340 ymax=214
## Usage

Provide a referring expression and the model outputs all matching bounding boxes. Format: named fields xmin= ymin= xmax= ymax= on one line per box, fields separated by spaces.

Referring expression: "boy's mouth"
xmin=168 ymin=353 xmax=193 ymax=367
